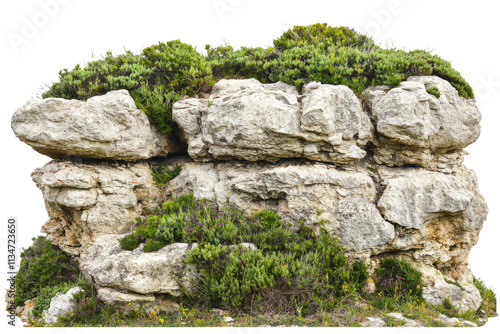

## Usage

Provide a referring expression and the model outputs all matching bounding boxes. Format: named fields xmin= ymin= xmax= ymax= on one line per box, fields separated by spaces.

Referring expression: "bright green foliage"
xmin=43 ymin=41 xmax=213 ymax=134
xmin=14 ymin=236 xmax=80 ymax=307
xmin=473 ymin=276 xmax=497 ymax=317
xmin=375 ymin=257 xmax=423 ymax=302
xmin=273 ymin=24 xmax=375 ymax=51
xmin=152 ymin=164 xmax=182 ymax=186
xmin=426 ymin=86 xmax=441 ymax=98
xmin=44 ymin=24 xmax=473 ymax=136
xmin=120 ymin=195 xmax=368 ymax=312
xmin=207 ymin=24 xmax=473 ymax=97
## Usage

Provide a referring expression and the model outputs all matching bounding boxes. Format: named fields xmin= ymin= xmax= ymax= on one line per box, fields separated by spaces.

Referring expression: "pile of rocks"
xmin=11 ymin=76 xmax=487 ymax=316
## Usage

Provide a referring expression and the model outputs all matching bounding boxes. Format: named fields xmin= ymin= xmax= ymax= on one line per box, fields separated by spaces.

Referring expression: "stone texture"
xmin=423 ymin=275 xmax=482 ymax=313
xmin=11 ymin=90 xmax=174 ymax=160
xmin=42 ymin=287 xmax=83 ymax=324
xmin=98 ymin=287 xmax=179 ymax=315
xmin=31 ymin=160 xmax=161 ymax=255
xmin=80 ymin=234 xmax=196 ymax=296
xmin=173 ymin=79 xmax=373 ymax=165
xmin=386 ymin=312 xmax=422 ymax=327
xmin=360 ymin=317 xmax=386 ymax=327
xmin=375 ymin=165 xmax=487 ymax=275
xmin=171 ymin=161 xmax=395 ymax=251
xmin=365 ymin=76 xmax=481 ymax=172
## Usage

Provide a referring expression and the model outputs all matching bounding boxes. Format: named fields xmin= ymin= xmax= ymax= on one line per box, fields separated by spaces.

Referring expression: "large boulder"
xmin=375 ymin=165 xmax=487 ymax=275
xmin=11 ymin=90 xmax=176 ymax=160
xmin=42 ymin=287 xmax=83 ymax=324
xmin=80 ymin=234 xmax=195 ymax=297
xmin=173 ymin=79 xmax=373 ymax=165
xmin=31 ymin=160 xmax=161 ymax=255
xmin=364 ymin=76 xmax=481 ymax=172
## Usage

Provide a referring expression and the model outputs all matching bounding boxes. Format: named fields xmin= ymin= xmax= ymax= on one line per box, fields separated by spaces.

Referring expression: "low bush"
xmin=152 ymin=164 xmax=182 ymax=186
xmin=374 ymin=257 xmax=423 ymax=303
xmin=120 ymin=194 xmax=368 ymax=313
xmin=43 ymin=24 xmax=473 ymax=135
xmin=14 ymin=236 xmax=79 ymax=308
xmin=473 ymin=276 xmax=497 ymax=317
xmin=43 ymin=41 xmax=213 ymax=134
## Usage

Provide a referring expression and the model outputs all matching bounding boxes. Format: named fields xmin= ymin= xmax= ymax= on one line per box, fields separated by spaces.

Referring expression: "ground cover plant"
xmin=42 ymin=23 xmax=473 ymax=136
xmin=15 ymin=196 xmax=496 ymax=327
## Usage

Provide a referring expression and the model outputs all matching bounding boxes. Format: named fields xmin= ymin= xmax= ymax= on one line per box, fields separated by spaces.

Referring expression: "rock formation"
xmin=11 ymin=75 xmax=488 ymax=314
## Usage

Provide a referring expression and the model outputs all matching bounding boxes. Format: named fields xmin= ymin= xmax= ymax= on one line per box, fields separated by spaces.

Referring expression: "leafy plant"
xmin=426 ymin=86 xmax=441 ymax=98
xmin=473 ymin=276 xmax=497 ymax=317
xmin=374 ymin=257 xmax=423 ymax=303
xmin=43 ymin=41 xmax=213 ymax=134
xmin=14 ymin=236 xmax=80 ymax=307
xmin=152 ymin=164 xmax=182 ymax=186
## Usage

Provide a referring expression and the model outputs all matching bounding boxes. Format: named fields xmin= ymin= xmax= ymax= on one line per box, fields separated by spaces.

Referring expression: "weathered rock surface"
xmin=171 ymin=160 xmax=395 ymax=251
xmin=11 ymin=90 xmax=175 ymax=160
xmin=360 ymin=317 xmax=386 ymax=327
xmin=42 ymin=287 xmax=83 ymax=324
xmin=364 ymin=76 xmax=481 ymax=172
xmin=376 ymin=165 xmax=487 ymax=275
xmin=386 ymin=312 xmax=423 ymax=327
xmin=173 ymin=79 xmax=373 ymax=165
xmin=80 ymin=234 xmax=196 ymax=296
xmin=423 ymin=274 xmax=482 ymax=313
xmin=31 ymin=160 xmax=161 ymax=255
xmin=98 ymin=287 xmax=179 ymax=315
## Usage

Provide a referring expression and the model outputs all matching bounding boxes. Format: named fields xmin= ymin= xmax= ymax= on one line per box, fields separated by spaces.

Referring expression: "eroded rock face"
xmin=97 ymin=287 xmax=179 ymax=315
xmin=173 ymin=79 xmax=373 ymax=165
xmin=11 ymin=90 xmax=174 ymax=161
xmin=171 ymin=161 xmax=395 ymax=251
xmin=31 ymin=160 xmax=161 ymax=255
xmin=80 ymin=234 xmax=196 ymax=296
xmin=364 ymin=76 xmax=481 ymax=172
xmin=376 ymin=165 xmax=487 ymax=274
xmin=42 ymin=287 xmax=83 ymax=324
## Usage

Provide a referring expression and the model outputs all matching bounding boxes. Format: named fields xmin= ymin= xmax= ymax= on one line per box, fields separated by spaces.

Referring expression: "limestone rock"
xmin=365 ymin=76 xmax=481 ymax=171
xmin=423 ymin=275 xmax=482 ymax=313
xmin=80 ymin=234 xmax=196 ymax=296
xmin=31 ymin=160 xmax=161 ymax=255
xmin=173 ymin=79 xmax=373 ymax=164
xmin=42 ymin=287 xmax=83 ymax=324
xmin=171 ymin=161 xmax=395 ymax=251
xmin=360 ymin=317 xmax=385 ymax=327
xmin=386 ymin=312 xmax=422 ymax=327
xmin=376 ymin=165 xmax=487 ymax=273
xmin=98 ymin=287 xmax=179 ymax=315
xmin=11 ymin=90 xmax=172 ymax=160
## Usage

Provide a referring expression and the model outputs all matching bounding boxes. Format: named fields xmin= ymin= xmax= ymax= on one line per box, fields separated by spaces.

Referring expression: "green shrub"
xmin=152 ymin=164 xmax=182 ymax=186
xmin=43 ymin=41 xmax=213 ymax=134
xmin=14 ymin=236 xmax=79 ymax=307
xmin=374 ymin=257 xmax=423 ymax=302
xmin=473 ymin=276 xmax=497 ymax=317
xmin=143 ymin=239 xmax=166 ymax=253
xmin=426 ymin=86 xmax=441 ymax=98
xmin=120 ymin=195 xmax=368 ymax=313
xmin=44 ymin=23 xmax=474 ymax=136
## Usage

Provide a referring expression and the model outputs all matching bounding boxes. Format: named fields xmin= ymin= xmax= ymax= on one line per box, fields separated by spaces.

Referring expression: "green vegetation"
xmin=151 ymin=164 xmax=182 ymax=186
xmin=43 ymin=41 xmax=213 ymax=134
xmin=426 ymin=86 xmax=441 ymax=98
xmin=14 ymin=236 xmax=79 ymax=308
xmin=473 ymin=276 xmax=497 ymax=317
xmin=43 ymin=23 xmax=473 ymax=135
xmin=120 ymin=194 xmax=368 ymax=313
xmin=16 ymin=201 xmax=496 ymax=327
xmin=445 ymin=278 xmax=465 ymax=291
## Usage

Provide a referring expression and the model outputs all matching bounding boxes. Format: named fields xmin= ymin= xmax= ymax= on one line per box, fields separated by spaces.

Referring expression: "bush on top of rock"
xmin=42 ymin=24 xmax=473 ymax=135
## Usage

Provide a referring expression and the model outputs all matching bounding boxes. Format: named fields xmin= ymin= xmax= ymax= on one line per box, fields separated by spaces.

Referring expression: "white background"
xmin=1 ymin=0 xmax=498 ymax=333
